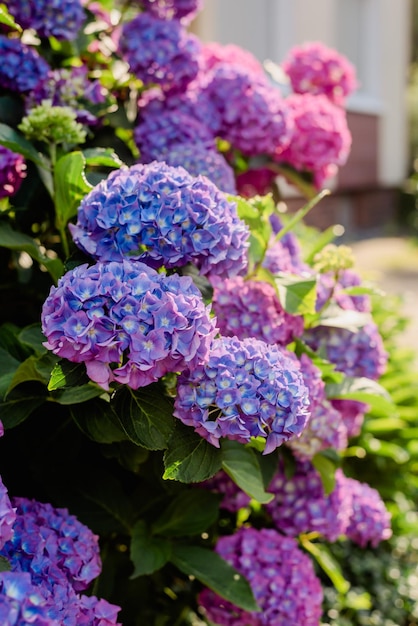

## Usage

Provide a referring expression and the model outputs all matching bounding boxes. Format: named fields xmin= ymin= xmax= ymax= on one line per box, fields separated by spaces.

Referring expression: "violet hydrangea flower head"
xmin=69 ymin=161 xmax=249 ymax=279
xmin=211 ymin=276 xmax=304 ymax=346
xmin=119 ymin=13 xmax=200 ymax=94
xmin=0 ymin=571 xmax=59 ymax=626
xmin=0 ymin=477 xmax=16 ymax=550
xmin=0 ymin=497 xmax=101 ymax=592
xmin=0 ymin=36 xmax=50 ymax=94
xmin=197 ymin=65 xmax=294 ymax=157
xmin=343 ymin=477 xmax=392 ymax=547
xmin=41 ymin=260 xmax=217 ymax=390
xmin=282 ymin=41 xmax=358 ymax=106
xmin=39 ymin=582 xmax=122 ymax=625
xmin=138 ymin=0 xmax=202 ymax=23
xmin=276 ymin=93 xmax=352 ymax=188
xmin=266 ymin=461 xmax=353 ymax=542
xmin=0 ymin=146 xmax=26 ymax=200
xmin=200 ymin=471 xmax=251 ymax=513
xmin=330 ymin=398 xmax=368 ymax=439
xmin=198 ymin=527 xmax=323 ymax=626
xmin=174 ymin=336 xmax=310 ymax=454
xmin=6 ymin=0 xmax=86 ymax=41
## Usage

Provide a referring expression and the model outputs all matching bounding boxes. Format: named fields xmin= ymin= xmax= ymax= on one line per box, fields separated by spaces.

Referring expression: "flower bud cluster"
xmin=19 ymin=102 xmax=87 ymax=147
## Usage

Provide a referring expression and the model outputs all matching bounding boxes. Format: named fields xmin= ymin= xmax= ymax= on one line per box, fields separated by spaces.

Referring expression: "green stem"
xmin=273 ymin=188 xmax=331 ymax=244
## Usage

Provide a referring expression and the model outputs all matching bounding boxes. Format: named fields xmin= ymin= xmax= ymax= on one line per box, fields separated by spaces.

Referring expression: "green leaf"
xmin=362 ymin=435 xmax=409 ymax=464
xmin=363 ymin=417 xmax=406 ymax=433
xmin=18 ymin=324 xmax=48 ymax=356
xmin=171 ymin=545 xmax=259 ymax=613
xmin=315 ymin=305 xmax=372 ymax=332
xmin=275 ymin=273 xmax=317 ymax=315
xmin=130 ymin=520 xmax=171 ymax=578
xmin=312 ymin=452 xmax=337 ymax=495
xmin=221 ymin=440 xmax=273 ymax=504
xmin=0 ymin=556 xmax=11 ymax=572
xmin=0 ymin=123 xmax=45 ymax=166
xmin=70 ymin=398 xmax=128 ymax=443
xmin=6 ymin=355 xmax=51 ymax=396
xmin=54 ymin=151 xmax=93 ymax=227
xmin=0 ymin=4 xmax=21 ymax=29
xmin=300 ymin=537 xmax=350 ymax=594
xmin=0 ymin=221 xmax=63 ymax=282
xmin=326 ymin=376 xmax=397 ymax=417
xmin=0 ymin=347 xmax=21 ymax=399
xmin=83 ymin=147 xmax=124 ymax=168
xmin=48 ymin=360 xmax=89 ymax=391
xmin=163 ymin=422 xmax=222 ymax=483
xmin=112 ymin=384 xmax=175 ymax=451
xmin=152 ymin=490 xmax=221 ymax=537
xmin=0 ymin=391 xmax=46 ymax=429
xmin=52 ymin=384 xmax=104 ymax=405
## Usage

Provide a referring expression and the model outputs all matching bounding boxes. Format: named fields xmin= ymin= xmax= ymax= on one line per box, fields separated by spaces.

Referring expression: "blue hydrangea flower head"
xmin=70 ymin=161 xmax=249 ymax=279
xmin=7 ymin=0 xmax=86 ymax=40
xmin=138 ymin=0 xmax=203 ymax=23
xmin=0 ymin=36 xmax=50 ymax=94
xmin=119 ymin=13 xmax=200 ymax=94
xmin=198 ymin=527 xmax=323 ymax=625
xmin=41 ymin=260 xmax=217 ymax=390
xmin=0 ymin=498 xmax=101 ymax=592
xmin=174 ymin=336 xmax=310 ymax=454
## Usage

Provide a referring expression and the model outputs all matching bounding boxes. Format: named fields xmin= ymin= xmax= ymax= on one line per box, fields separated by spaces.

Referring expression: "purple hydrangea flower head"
xmin=200 ymin=471 xmax=251 ymax=513
xmin=277 ymin=93 xmax=352 ymax=188
xmin=41 ymin=260 xmax=217 ymax=390
xmin=304 ymin=321 xmax=388 ymax=380
xmin=26 ymin=66 xmax=106 ymax=126
xmin=150 ymin=142 xmax=237 ymax=193
xmin=0 ymin=36 xmax=50 ymax=94
xmin=138 ymin=0 xmax=203 ymax=23
xmin=70 ymin=161 xmax=249 ymax=279
xmin=199 ymin=42 xmax=265 ymax=78
xmin=331 ymin=398 xmax=367 ymax=439
xmin=134 ymin=103 xmax=215 ymax=163
xmin=197 ymin=65 xmax=294 ymax=156
xmin=0 ymin=498 xmax=101 ymax=592
xmin=40 ymin=582 xmax=122 ymax=625
xmin=266 ymin=461 xmax=353 ymax=541
xmin=0 ymin=146 xmax=26 ymax=200
xmin=174 ymin=336 xmax=310 ymax=454
xmin=198 ymin=527 xmax=323 ymax=626
xmin=343 ymin=477 xmax=392 ymax=547
xmin=119 ymin=13 xmax=200 ymax=94
xmin=0 ymin=477 xmax=15 ymax=550
xmin=6 ymin=0 xmax=86 ymax=41
xmin=0 ymin=571 xmax=59 ymax=626
xmin=316 ymin=268 xmax=371 ymax=313
xmin=211 ymin=277 xmax=303 ymax=346
xmin=282 ymin=41 xmax=358 ymax=106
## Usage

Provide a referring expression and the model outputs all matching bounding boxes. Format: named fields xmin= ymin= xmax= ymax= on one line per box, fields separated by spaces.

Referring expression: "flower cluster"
xmin=0 ymin=571 xmax=58 ymax=626
xmin=198 ymin=527 xmax=323 ymax=626
xmin=6 ymin=0 xmax=86 ymax=40
xmin=174 ymin=336 xmax=310 ymax=453
xmin=41 ymin=260 xmax=216 ymax=390
xmin=119 ymin=13 xmax=200 ymax=94
xmin=70 ymin=161 xmax=249 ymax=278
xmin=0 ymin=478 xmax=15 ymax=550
xmin=0 ymin=497 xmax=101 ymax=591
xmin=138 ymin=0 xmax=203 ymax=23
xmin=197 ymin=66 xmax=294 ymax=156
xmin=344 ymin=477 xmax=392 ymax=547
xmin=0 ymin=36 xmax=50 ymax=94
xmin=282 ymin=41 xmax=358 ymax=106
xmin=266 ymin=462 xmax=353 ymax=541
xmin=0 ymin=146 xmax=26 ymax=200
xmin=277 ymin=93 xmax=352 ymax=187
xmin=212 ymin=276 xmax=303 ymax=346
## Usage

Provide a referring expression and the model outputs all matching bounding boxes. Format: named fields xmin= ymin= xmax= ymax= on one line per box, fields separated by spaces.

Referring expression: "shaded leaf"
xmin=18 ymin=324 xmax=48 ymax=355
xmin=221 ymin=440 xmax=273 ymax=504
xmin=70 ymin=398 xmax=128 ymax=443
xmin=163 ymin=422 xmax=222 ymax=483
xmin=6 ymin=355 xmax=52 ymax=396
xmin=171 ymin=544 xmax=259 ymax=612
xmin=326 ymin=376 xmax=397 ymax=417
xmin=130 ymin=520 xmax=171 ymax=578
xmin=312 ymin=452 xmax=337 ymax=495
xmin=0 ymin=347 xmax=21 ymax=399
xmin=0 ymin=391 xmax=46 ymax=429
xmin=152 ymin=490 xmax=221 ymax=537
xmin=48 ymin=360 xmax=89 ymax=391
xmin=0 ymin=123 xmax=44 ymax=166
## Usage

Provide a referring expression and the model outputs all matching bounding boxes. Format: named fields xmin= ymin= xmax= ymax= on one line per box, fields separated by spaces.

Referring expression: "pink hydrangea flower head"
xmin=41 ymin=260 xmax=217 ymax=390
xmin=0 ymin=36 xmax=50 ymax=94
xmin=6 ymin=0 xmax=86 ymax=40
xmin=198 ymin=65 xmax=294 ymax=156
xmin=343 ymin=477 xmax=392 ymax=547
xmin=138 ymin=0 xmax=202 ymax=23
xmin=277 ymin=93 xmax=352 ymax=188
xmin=70 ymin=161 xmax=249 ymax=279
xmin=198 ymin=527 xmax=323 ymax=625
xmin=174 ymin=336 xmax=310 ymax=454
xmin=211 ymin=276 xmax=303 ymax=346
xmin=282 ymin=41 xmax=358 ymax=106
xmin=199 ymin=42 xmax=265 ymax=78
xmin=0 ymin=498 xmax=101 ymax=592
xmin=267 ymin=461 xmax=353 ymax=541
xmin=119 ymin=13 xmax=200 ymax=94
xmin=0 ymin=146 xmax=26 ymax=200
xmin=236 ymin=167 xmax=278 ymax=198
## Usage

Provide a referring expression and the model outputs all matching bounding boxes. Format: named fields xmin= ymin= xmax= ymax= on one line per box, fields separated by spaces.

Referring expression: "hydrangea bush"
xmin=0 ymin=1 xmax=411 ymax=624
